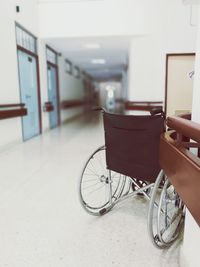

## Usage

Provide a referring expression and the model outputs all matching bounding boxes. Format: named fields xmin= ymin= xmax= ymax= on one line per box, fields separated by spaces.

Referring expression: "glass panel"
xmin=46 ymin=47 xmax=57 ymax=64
xmin=16 ymin=25 xmax=37 ymax=54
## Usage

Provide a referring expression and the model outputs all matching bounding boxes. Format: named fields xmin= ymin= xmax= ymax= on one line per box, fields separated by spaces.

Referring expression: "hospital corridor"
xmin=0 ymin=0 xmax=200 ymax=266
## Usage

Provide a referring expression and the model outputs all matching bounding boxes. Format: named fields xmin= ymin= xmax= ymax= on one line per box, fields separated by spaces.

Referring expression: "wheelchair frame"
xmin=79 ymin=109 xmax=185 ymax=248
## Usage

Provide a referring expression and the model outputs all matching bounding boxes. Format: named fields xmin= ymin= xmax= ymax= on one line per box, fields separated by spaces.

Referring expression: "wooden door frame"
xmin=164 ymin=53 xmax=196 ymax=116
xmin=17 ymin=45 xmax=42 ymax=135
xmin=47 ymin=60 xmax=61 ymax=126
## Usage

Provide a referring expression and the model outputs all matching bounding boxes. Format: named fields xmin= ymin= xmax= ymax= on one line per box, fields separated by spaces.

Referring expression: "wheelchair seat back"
xmin=103 ymin=111 xmax=165 ymax=182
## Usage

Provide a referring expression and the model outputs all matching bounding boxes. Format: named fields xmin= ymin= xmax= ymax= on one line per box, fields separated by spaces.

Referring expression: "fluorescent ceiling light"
xmin=84 ymin=43 xmax=101 ymax=49
xmin=91 ymin=59 xmax=106 ymax=64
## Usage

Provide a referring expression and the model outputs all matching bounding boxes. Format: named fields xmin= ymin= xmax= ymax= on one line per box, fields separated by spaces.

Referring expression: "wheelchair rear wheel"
xmin=148 ymin=170 xmax=185 ymax=248
xmin=79 ymin=146 xmax=129 ymax=216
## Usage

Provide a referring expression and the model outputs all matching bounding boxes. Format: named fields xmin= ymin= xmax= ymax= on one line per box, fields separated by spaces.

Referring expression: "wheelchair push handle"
xmin=150 ymin=107 xmax=164 ymax=116
xmin=91 ymin=106 xmax=105 ymax=112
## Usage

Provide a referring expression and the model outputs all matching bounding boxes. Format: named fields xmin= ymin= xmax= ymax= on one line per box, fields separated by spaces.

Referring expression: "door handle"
xmin=25 ymin=94 xmax=31 ymax=99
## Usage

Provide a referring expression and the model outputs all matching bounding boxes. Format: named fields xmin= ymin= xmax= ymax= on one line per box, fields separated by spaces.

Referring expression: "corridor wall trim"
xmin=0 ymin=103 xmax=27 ymax=120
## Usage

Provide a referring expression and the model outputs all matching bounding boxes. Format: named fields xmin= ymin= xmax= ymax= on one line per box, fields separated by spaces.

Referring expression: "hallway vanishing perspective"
xmin=0 ymin=115 xmax=181 ymax=267
xmin=1 ymin=0 xmax=200 ymax=266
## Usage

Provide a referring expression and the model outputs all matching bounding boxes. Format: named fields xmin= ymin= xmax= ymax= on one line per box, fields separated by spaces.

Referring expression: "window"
xmin=46 ymin=46 xmax=57 ymax=65
xmin=15 ymin=24 xmax=37 ymax=54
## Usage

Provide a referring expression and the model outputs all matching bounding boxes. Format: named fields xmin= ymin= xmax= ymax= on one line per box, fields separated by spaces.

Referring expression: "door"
xmin=47 ymin=64 xmax=59 ymax=128
xmin=18 ymin=50 xmax=40 ymax=140
xmin=166 ymin=54 xmax=195 ymax=117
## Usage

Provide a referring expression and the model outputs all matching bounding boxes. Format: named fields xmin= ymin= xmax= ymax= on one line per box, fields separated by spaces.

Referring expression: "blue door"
xmin=47 ymin=64 xmax=59 ymax=128
xmin=18 ymin=50 xmax=40 ymax=141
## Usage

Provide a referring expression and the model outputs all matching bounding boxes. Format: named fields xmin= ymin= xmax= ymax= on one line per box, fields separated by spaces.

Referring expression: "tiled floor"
xmin=0 ymin=114 xmax=182 ymax=267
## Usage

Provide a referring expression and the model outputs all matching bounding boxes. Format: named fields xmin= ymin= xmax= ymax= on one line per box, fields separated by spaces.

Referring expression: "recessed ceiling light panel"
xmin=91 ymin=59 xmax=106 ymax=64
xmin=84 ymin=43 xmax=101 ymax=49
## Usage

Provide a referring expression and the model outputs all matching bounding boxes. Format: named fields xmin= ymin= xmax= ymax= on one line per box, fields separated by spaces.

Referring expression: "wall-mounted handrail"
xmin=126 ymin=101 xmax=163 ymax=105
xmin=167 ymin=116 xmax=200 ymax=144
xmin=177 ymin=112 xmax=191 ymax=120
xmin=125 ymin=101 xmax=163 ymax=111
xmin=61 ymin=99 xmax=86 ymax=109
xmin=160 ymin=116 xmax=200 ymax=226
xmin=43 ymin=101 xmax=54 ymax=112
xmin=0 ymin=103 xmax=25 ymax=108
xmin=0 ymin=103 xmax=27 ymax=120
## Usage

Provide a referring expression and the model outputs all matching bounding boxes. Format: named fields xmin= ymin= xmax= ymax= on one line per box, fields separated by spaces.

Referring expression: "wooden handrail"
xmin=125 ymin=101 xmax=163 ymax=112
xmin=167 ymin=116 xmax=200 ymax=144
xmin=160 ymin=130 xmax=200 ymax=226
xmin=43 ymin=101 xmax=54 ymax=112
xmin=0 ymin=103 xmax=27 ymax=120
xmin=126 ymin=101 xmax=163 ymax=105
xmin=0 ymin=103 xmax=25 ymax=108
xmin=61 ymin=99 xmax=86 ymax=109
xmin=177 ymin=112 xmax=191 ymax=120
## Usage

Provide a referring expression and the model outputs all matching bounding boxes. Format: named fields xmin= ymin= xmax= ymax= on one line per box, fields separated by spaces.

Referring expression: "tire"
xmin=147 ymin=170 xmax=185 ymax=248
xmin=79 ymin=146 xmax=127 ymax=216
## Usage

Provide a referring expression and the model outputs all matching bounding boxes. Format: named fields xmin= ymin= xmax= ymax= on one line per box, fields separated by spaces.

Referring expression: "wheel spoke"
xmin=82 ymin=181 xmax=101 ymax=190
xmin=80 ymin=147 xmax=124 ymax=215
xmin=95 ymin=153 xmax=106 ymax=172
xmin=86 ymin=184 xmax=106 ymax=196
xmin=85 ymin=167 xmax=100 ymax=177
xmin=84 ymin=174 xmax=99 ymax=177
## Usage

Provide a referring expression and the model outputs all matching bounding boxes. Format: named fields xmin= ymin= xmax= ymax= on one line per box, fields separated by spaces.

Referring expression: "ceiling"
xmin=45 ymin=36 xmax=130 ymax=81
xmin=39 ymin=0 xmax=104 ymax=2
xmin=182 ymin=0 xmax=200 ymax=3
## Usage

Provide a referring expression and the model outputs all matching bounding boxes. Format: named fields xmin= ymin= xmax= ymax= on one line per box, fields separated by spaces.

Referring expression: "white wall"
xmin=181 ymin=6 xmax=200 ymax=267
xmin=15 ymin=0 xmax=39 ymax=35
xmin=128 ymin=36 xmax=164 ymax=101
xmin=0 ymin=0 xmax=86 ymax=149
xmin=38 ymin=0 xmax=154 ymax=38
xmin=58 ymin=56 xmax=85 ymax=122
xmin=0 ymin=0 xmax=37 ymax=148
xmin=128 ymin=1 xmax=197 ymax=101
xmin=38 ymin=0 xmax=197 ymax=40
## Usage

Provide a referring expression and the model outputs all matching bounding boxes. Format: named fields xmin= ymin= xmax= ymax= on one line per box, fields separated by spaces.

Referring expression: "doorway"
xmin=46 ymin=46 xmax=60 ymax=128
xmin=165 ymin=53 xmax=195 ymax=117
xmin=16 ymin=24 xmax=41 ymax=141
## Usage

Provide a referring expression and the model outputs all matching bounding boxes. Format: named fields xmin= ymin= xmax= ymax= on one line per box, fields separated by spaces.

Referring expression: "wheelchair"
xmin=79 ymin=108 xmax=185 ymax=248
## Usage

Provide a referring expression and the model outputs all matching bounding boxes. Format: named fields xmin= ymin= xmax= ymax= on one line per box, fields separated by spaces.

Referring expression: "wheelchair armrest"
xmin=91 ymin=107 xmax=108 ymax=113
xmin=150 ymin=107 xmax=164 ymax=116
xmin=91 ymin=106 xmax=103 ymax=111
